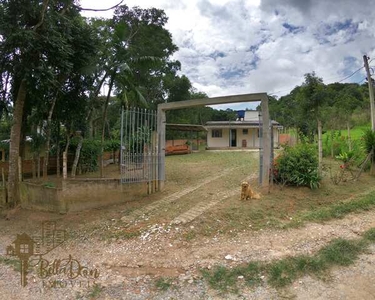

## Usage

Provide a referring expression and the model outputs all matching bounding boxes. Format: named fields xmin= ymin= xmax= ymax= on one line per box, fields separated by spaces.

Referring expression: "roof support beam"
xmin=158 ymin=93 xmax=267 ymax=110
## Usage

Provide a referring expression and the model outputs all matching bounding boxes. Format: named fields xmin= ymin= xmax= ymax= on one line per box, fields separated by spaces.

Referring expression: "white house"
xmin=206 ymin=110 xmax=282 ymax=149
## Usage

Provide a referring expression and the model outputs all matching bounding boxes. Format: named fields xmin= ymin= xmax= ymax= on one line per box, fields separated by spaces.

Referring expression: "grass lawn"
xmin=322 ymin=125 xmax=370 ymax=141
xmin=175 ymin=151 xmax=375 ymax=238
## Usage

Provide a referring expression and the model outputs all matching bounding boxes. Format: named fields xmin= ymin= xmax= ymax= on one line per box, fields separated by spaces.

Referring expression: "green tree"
xmin=0 ymin=0 xmax=88 ymax=205
xmin=334 ymin=85 xmax=364 ymax=151
xmin=297 ymin=72 xmax=328 ymax=175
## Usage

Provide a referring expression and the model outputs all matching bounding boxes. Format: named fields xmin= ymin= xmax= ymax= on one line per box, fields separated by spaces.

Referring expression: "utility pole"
xmin=363 ymin=55 xmax=375 ymax=130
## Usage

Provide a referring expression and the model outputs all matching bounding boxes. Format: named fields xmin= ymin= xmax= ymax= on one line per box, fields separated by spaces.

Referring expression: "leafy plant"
xmin=43 ymin=182 xmax=56 ymax=188
xmin=273 ymin=143 xmax=321 ymax=189
xmin=70 ymin=139 xmax=101 ymax=173
xmin=362 ymin=129 xmax=375 ymax=155
xmin=335 ymin=150 xmax=355 ymax=164
xmin=330 ymin=151 xmax=356 ymax=184
xmin=155 ymin=277 xmax=173 ymax=291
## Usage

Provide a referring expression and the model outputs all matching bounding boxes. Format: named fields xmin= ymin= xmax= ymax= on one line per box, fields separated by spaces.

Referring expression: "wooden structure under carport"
xmin=166 ymin=123 xmax=207 ymax=153
xmin=157 ymin=93 xmax=272 ymax=190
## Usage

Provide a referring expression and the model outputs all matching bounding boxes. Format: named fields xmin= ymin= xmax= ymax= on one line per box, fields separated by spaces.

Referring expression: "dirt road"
xmin=1 ymin=153 xmax=375 ymax=299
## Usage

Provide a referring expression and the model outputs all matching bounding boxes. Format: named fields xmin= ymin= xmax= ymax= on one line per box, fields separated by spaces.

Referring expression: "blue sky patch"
xmin=282 ymin=23 xmax=304 ymax=34
xmin=209 ymin=51 xmax=226 ymax=60
xmin=323 ymin=19 xmax=358 ymax=36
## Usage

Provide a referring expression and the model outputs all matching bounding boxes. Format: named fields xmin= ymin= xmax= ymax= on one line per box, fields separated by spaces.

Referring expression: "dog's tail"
xmin=252 ymin=192 xmax=261 ymax=199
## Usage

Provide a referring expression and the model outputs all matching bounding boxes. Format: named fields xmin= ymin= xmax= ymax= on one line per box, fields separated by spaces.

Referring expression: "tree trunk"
xmin=347 ymin=121 xmax=352 ymax=152
xmin=100 ymin=74 xmax=115 ymax=178
xmin=63 ymin=133 xmax=71 ymax=179
xmin=63 ymin=152 xmax=67 ymax=179
xmin=71 ymin=134 xmax=83 ymax=178
xmin=56 ymin=124 xmax=61 ymax=178
xmin=32 ymin=153 xmax=36 ymax=179
xmin=317 ymin=119 xmax=323 ymax=176
xmin=43 ymin=97 xmax=57 ymax=180
xmin=7 ymin=79 xmax=27 ymax=207
xmin=86 ymin=72 xmax=108 ymax=139
xmin=18 ymin=156 xmax=22 ymax=182
xmin=37 ymin=153 xmax=41 ymax=179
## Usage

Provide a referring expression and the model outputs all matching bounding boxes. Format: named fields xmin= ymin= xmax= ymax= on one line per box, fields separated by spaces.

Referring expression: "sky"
xmin=80 ymin=0 xmax=375 ymax=110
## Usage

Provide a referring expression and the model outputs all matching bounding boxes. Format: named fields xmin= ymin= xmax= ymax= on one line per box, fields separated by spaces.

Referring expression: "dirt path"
xmin=2 ymin=200 xmax=375 ymax=299
xmin=120 ymin=167 xmax=238 ymax=223
xmin=1 ymin=154 xmax=375 ymax=299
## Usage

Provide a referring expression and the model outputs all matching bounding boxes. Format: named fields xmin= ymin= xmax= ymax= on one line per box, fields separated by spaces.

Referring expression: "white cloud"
xmin=81 ymin=0 xmax=375 ymax=100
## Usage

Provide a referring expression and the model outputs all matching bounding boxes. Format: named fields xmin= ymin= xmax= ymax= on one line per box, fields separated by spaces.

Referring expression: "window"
xmin=20 ymin=244 xmax=29 ymax=254
xmin=212 ymin=129 xmax=222 ymax=138
xmin=242 ymin=129 xmax=248 ymax=135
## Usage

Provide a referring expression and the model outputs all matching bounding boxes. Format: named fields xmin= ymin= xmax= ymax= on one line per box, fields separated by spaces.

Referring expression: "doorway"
xmin=230 ymin=129 xmax=237 ymax=147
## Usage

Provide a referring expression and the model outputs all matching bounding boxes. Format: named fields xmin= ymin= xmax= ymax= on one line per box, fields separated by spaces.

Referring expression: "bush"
xmin=104 ymin=139 xmax=121 ymax=152
xmin=70 ymin=138 xmax=101 ymax=173
xmin=274 ymin=143 xmax=320 ymax=189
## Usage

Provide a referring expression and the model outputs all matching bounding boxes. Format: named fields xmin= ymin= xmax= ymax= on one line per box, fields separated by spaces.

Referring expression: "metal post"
xmin=258 ymin=111 xmax=263 ymax=186
xmin=120 ymin=108 xmax=124 ymax=183
xmin=261 ymin=96 xmax=271 ymax=189
xmin=157 ymin=107 xmax=166 ymax=190
xmin=363 ymin=55 xmax=375 ymax=131
xmin=270 ymin=120 xmax=274 ymax=186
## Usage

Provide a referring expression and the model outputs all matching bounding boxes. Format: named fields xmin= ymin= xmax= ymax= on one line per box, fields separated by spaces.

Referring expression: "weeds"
xmin=202 ymin=228 xmax=375 ymax=292
xmin=155 ymin=277 xmax=173 ymax=291
xmin=86 ymin=284 xmax=103 ymax=298
xmin=0 ymin=256 xmax=20 ymax=272
xmin=286 ymin=190 xmax=375 ymax=228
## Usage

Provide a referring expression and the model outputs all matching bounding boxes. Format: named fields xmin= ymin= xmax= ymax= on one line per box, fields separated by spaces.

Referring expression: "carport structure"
xmin=166 ymin=123 xmax=207 ymax=152
xmin=157 ymin=93 xmax=272 ymax=190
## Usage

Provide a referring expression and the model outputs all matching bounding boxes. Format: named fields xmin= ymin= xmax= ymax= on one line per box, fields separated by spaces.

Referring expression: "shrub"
xmin=273 ymin=143 xmax=320 ymax=189
xmin=70 ymin=139 xmax=101 ymax=173
xmin=362 ymin=129 xmax=375 ymax=155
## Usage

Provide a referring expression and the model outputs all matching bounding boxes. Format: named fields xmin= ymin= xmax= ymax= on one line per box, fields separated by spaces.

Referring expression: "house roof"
xmin=205 ymin=120 xmax=282 ymax=128
xmin=166 ymin=123 xmax=207 ymax=132
xmin=13 ymin=233 xmax=36 ymax=244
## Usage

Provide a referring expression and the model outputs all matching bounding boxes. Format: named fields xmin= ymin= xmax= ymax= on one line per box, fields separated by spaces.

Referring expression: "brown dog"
xmin=240 ymin=181 xmax=261 ymax=200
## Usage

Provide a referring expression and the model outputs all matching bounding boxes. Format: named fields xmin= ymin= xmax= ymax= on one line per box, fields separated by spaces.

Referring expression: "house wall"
xmin=236 ymin=128 xmax=259 ymax=148
xmin=207 ymin=127 xmax=280 ymax=149
xmin=244 ymin=111 xmax=259 ymax=121
xmin=207 ymin=128 xmax=230 ymax=148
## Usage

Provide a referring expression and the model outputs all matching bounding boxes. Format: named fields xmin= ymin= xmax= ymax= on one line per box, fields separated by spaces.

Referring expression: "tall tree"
xmin=298 ymin=72 xmax=327 ymax=175
xmin=0 ymin=0 xmax=98 ymax=205
xmin=334 ymin=85 xmax=364 ymax=151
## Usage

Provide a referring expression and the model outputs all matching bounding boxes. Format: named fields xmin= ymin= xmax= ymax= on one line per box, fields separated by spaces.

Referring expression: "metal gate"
xmin=120 ymin=107 xmax=161 ymax=194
